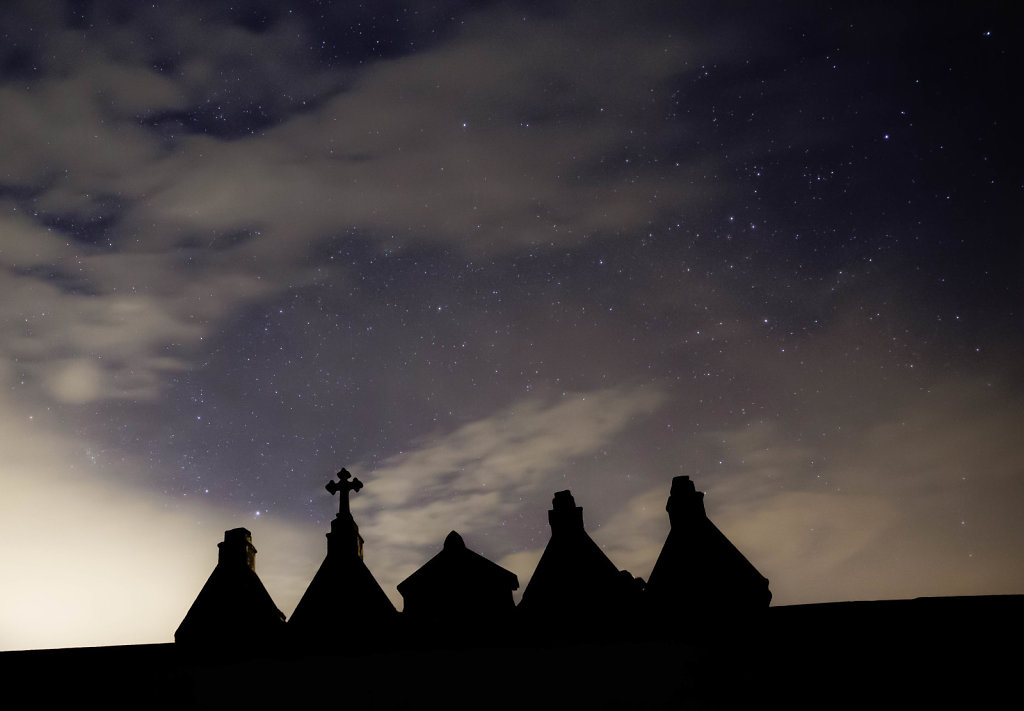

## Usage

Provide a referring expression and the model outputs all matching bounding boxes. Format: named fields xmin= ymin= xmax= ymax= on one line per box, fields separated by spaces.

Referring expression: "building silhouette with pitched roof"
xmin=287 ymin=469 xmax=396 ymax=648
xmin=398 ymin=530 xmax=519 ymax=644
xmin=12 ymin=470 xmax=1018 ymax=709
xmin=4 ymin=471 xmax=1018 ymax=711
xmin=399 ymin=530 xmax=519 ymax=618
xmin=175 ymin=473 xmax=771 ymax=650
xmin=174 ymin=527 xmax=285 ymax=648
xmin=517 ymin=490 xmax=643 ymax=639
xmin=645 ymin=475 xmax=772 ymax=625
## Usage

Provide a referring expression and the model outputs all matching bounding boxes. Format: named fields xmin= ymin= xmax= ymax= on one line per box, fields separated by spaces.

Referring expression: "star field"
xmin=0 ymin=1 xmax=1021 ymax=650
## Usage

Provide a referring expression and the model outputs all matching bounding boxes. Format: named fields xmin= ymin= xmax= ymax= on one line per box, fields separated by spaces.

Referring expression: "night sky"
xmin=1 ymin=1 xmax=1021 ymax=651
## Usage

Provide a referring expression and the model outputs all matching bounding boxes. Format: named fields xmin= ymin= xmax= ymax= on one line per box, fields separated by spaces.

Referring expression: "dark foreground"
xmin=2 ymin=596 xmax=1020 ymax=710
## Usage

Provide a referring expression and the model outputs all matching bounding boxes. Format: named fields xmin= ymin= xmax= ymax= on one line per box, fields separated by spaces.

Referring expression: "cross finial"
xmin=325 ymin=467 xmax=363 ymax=518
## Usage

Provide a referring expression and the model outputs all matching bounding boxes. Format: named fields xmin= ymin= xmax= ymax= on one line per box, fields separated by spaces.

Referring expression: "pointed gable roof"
xmin=646 ymin=476 xmax=771 ymax=615
xmin=175 ymin=528 xmax=286 ymax=648
xmin=289 ymin=470 xmax=397 ymax=646
xmin=518 ymin=491 xmax=637 ymax=625
xmin=288 ymin=506 xmax=396 ymax=647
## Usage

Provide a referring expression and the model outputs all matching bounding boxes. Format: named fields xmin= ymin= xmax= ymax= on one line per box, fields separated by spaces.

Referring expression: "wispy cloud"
xmin=351 ymin=385 xmax=668 ymax=606
xmin=0 ymin=3 xmax=723 ymax=409
xmin=708 ymin=377 xmax=1024 ymax=604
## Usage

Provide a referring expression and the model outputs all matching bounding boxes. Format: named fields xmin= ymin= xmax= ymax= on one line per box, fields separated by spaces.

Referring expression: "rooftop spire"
xmin=289 ymin=467 xmax=396 ymax=647
xmin=324 ymin=467 xmax=365 ymax=559
xmin=325 ymin=467 xmax=363 ymax=519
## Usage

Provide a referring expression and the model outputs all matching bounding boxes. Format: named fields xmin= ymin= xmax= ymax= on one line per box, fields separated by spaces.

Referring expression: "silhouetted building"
xmin=288 ymin=469 xmax=396 ymax=648
xmin=18 ymin=468 xmax=1011 ymax=709
xmin=518 ymin=490 xmax=641 ymax=637
xmin=175 ymin=527 xmax=286 ymax=649
xmin=645 ymin=476 xmax=771 ymax=625
xmin=173 ymin=474 xmax=770 ymax=653
xmin=398 ymin=530 xmax=518 ymax=644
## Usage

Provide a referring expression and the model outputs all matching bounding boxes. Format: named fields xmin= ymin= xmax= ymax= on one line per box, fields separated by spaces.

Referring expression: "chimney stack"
xmin=665 ymin=475 xmax=706 ymax=527
xmin=548 ymin=490 xmax=585 ymax=535
xmin=218 ymin=528 xmax=257 ymax=571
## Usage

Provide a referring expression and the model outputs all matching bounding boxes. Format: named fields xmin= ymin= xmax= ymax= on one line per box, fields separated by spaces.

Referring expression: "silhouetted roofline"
xmin=398 ymin=530 xmax=519 ymax=595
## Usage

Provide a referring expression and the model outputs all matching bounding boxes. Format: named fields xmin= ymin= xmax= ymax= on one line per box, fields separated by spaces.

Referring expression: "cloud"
xmin=1 ymin=1 xmax=1018 ymax=651
xmin=0 ymin=392 xmax=314 ymax=651
xmin=597 ymin=483 xmax=674 ymax=578
xmin=42 ymin=358 xmax=104 ymax=403
xmin=350 ymin=385 xmax=668 ymax=607
xmin=0 ymin=4 xmax=721 ymax=409
xmin=105 ymin=6 xmax=722 ymax=256
xmin=705 ymin=376 xmax=1024 ymax=605
xmin=1 ymin=248 xmax=281 ymax=402
xmin=359 ymin=386 xmax=668 ymax=508
xmin=0 ymin=209 xmax=73 ymax=266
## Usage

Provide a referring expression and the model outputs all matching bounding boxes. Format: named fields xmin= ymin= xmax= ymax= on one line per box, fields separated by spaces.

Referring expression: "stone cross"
xmin=325 ymin=467 xmax=363 ymax=518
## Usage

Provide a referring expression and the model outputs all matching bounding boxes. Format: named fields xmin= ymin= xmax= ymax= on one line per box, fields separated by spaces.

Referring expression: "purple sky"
xmin=1 ymin=1 xmax=1021 ymax=650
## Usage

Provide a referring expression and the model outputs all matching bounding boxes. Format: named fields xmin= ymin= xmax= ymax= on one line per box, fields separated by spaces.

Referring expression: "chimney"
xmin=218 ymin=528 xmax=257 ymax=571
xmin=548 ymin=490 xmax=585 ymax=535
xmin=666 ymin=476 xmax=706 ymax=527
